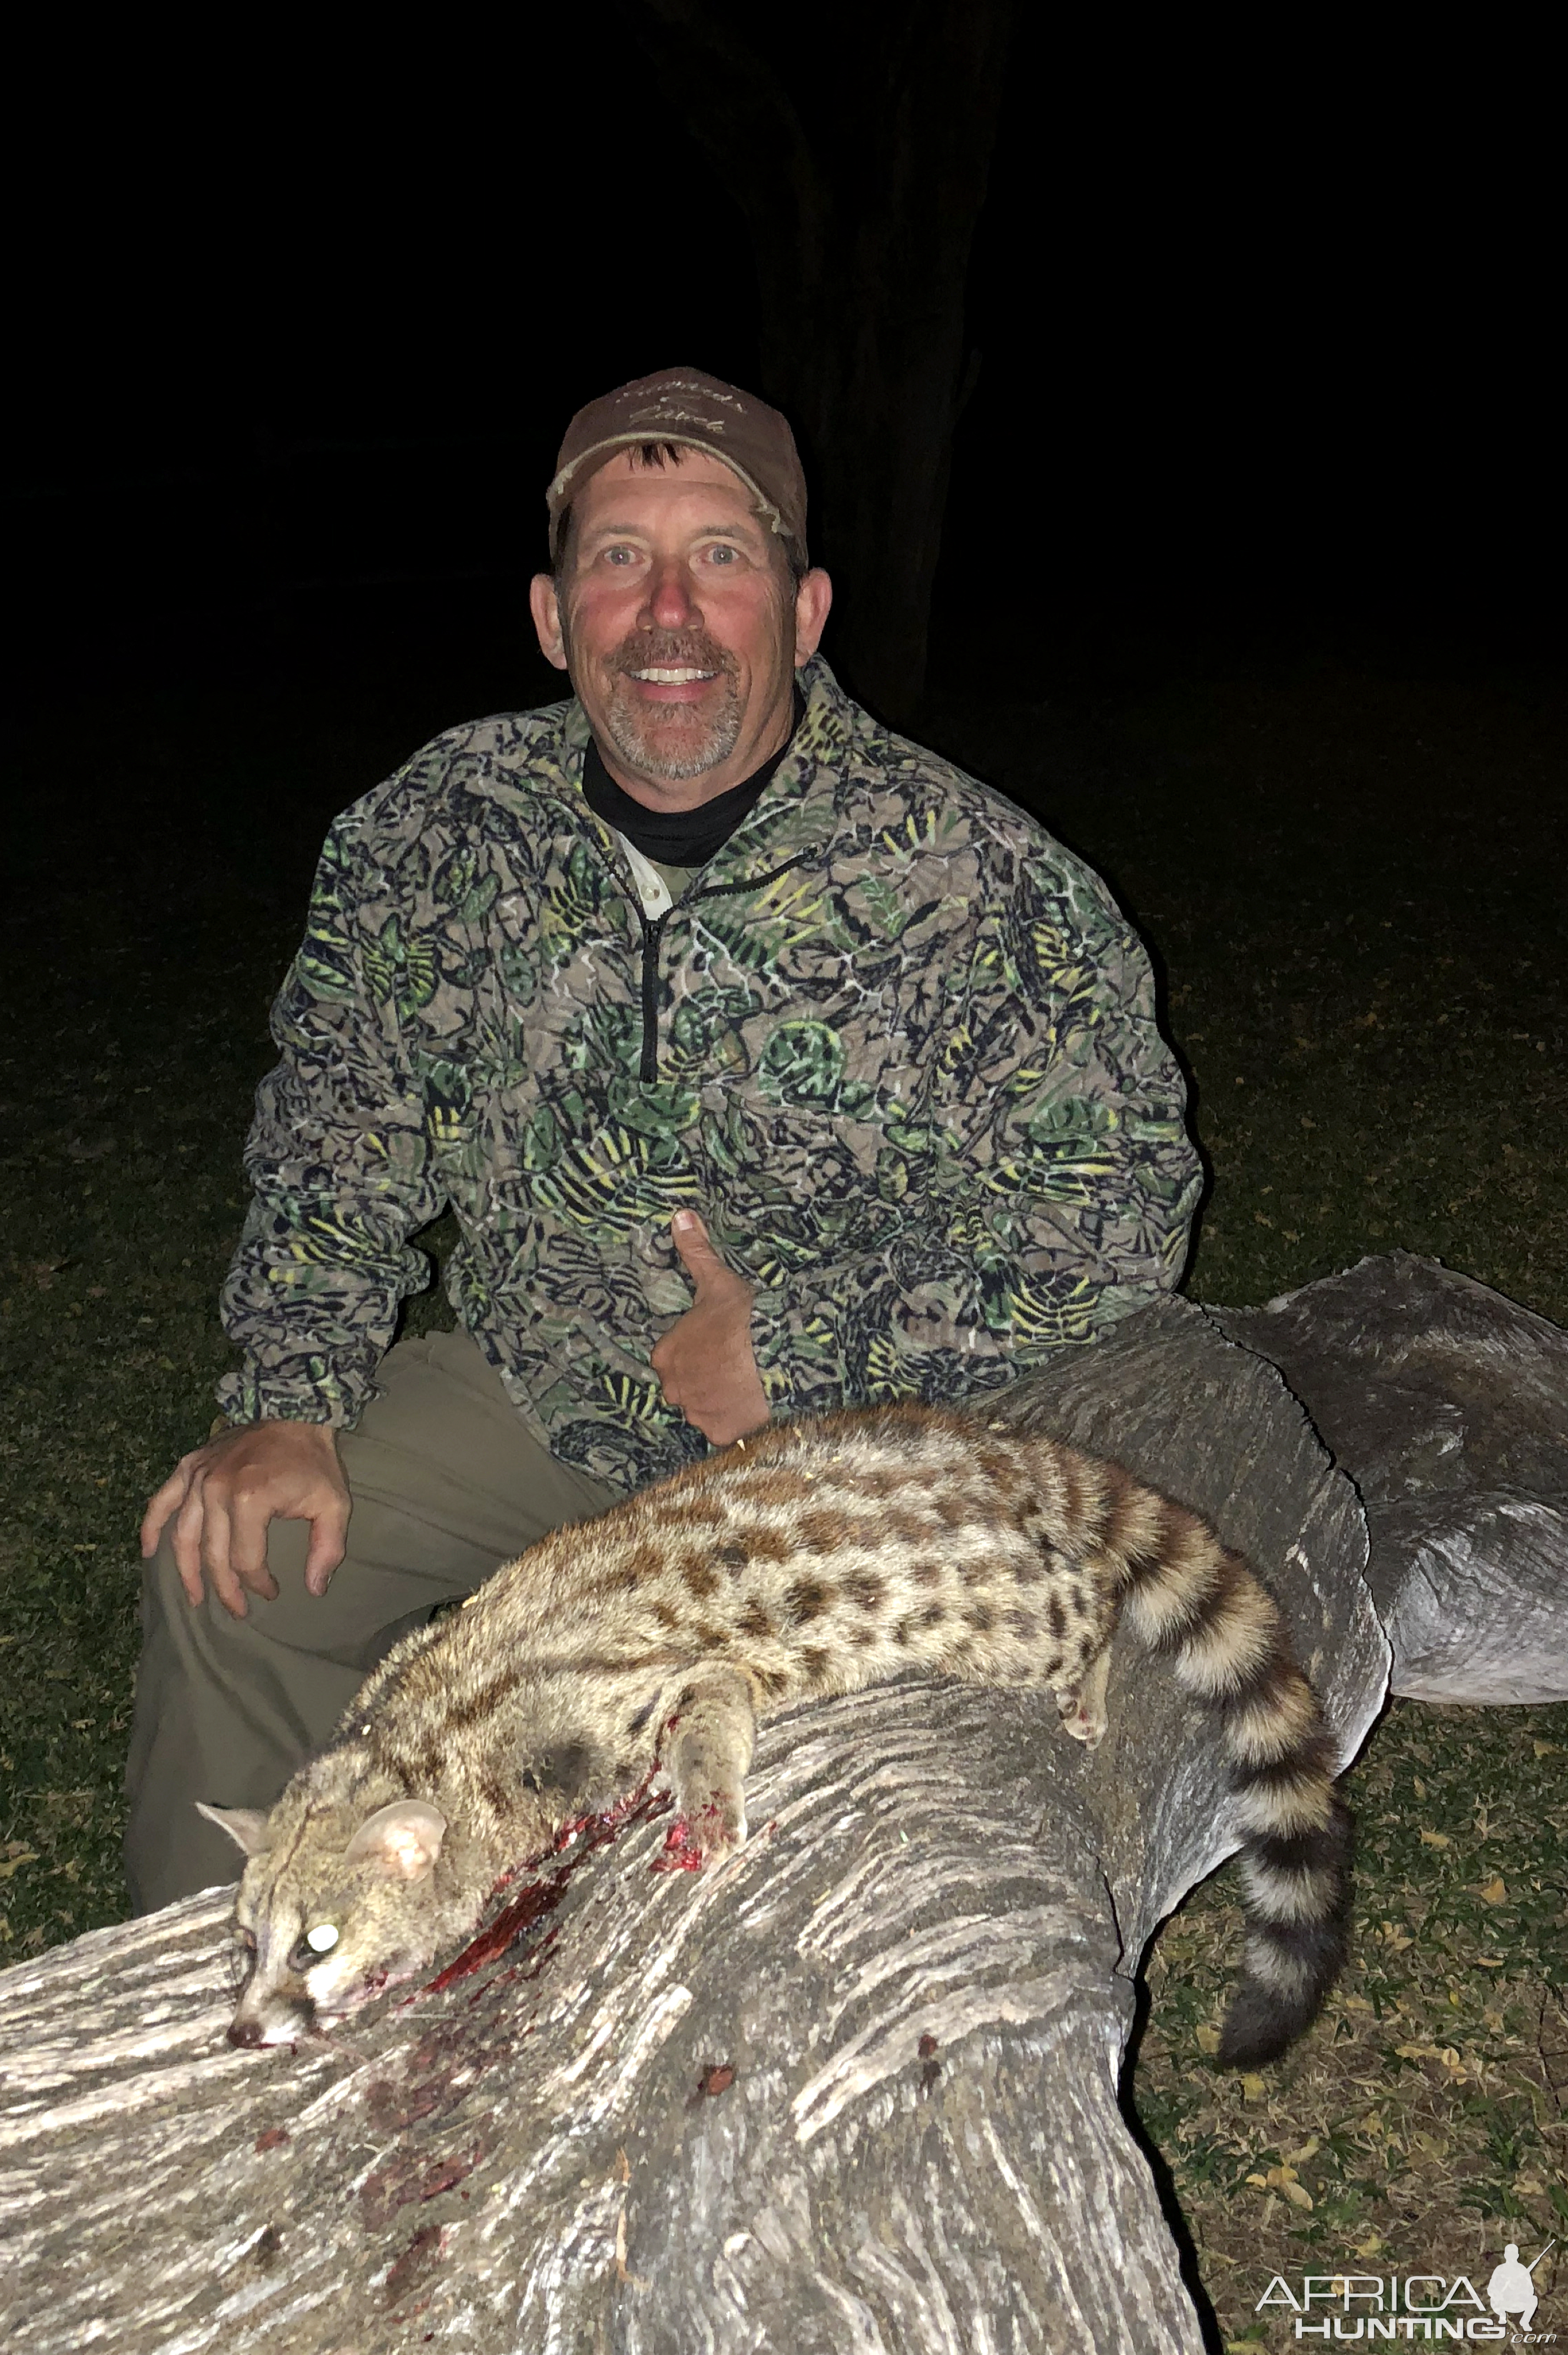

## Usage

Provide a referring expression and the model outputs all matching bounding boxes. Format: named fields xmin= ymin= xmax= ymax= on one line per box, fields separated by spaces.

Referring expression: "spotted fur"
xmin=204 ymin=1404 xmax=1351 ymax=2064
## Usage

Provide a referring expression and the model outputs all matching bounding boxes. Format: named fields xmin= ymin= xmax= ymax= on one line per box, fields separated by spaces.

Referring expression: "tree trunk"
xmin=1 ymin=1293 xmax=1400 ymax=2354
xmin=634 ymin=0 xmax=1013 ymax=723
xmin=1217 ymin=1251 xmax=1568 ymax=1705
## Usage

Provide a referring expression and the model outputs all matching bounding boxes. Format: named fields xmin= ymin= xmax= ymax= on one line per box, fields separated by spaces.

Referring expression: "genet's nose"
xmin=227 ymin=2017 xmax=266 ymax=2048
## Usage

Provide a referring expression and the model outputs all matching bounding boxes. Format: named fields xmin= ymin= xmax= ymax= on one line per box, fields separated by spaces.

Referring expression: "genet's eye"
xmin=237 ymin=1925 xmax=257 ymax=1953
xmin=287 ymin=1923 xmax=339 ymax=1972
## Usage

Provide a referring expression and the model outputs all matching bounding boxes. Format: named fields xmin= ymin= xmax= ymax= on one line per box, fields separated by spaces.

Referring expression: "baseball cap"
xmin=548 ymin=367 xmax=808 ymax=563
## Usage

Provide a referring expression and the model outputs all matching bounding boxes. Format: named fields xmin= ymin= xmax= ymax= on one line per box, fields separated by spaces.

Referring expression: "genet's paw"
xmin=654 ymin=1785 xmax=748 ymax=1872
xmin=1054 ymin=1686 xmax=1108 ymax=1749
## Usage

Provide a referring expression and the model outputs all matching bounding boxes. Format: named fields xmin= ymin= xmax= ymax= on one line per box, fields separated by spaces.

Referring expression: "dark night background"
xmin=5 ymin=6 xmax=1566 ymax=2318
xmin=12 ymin=9 xmax=1560 ymax=704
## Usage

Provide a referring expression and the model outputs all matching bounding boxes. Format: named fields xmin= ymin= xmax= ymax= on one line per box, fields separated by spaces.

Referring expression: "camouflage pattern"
xmin=218 ymin=658 xmax=1201 ymax=1491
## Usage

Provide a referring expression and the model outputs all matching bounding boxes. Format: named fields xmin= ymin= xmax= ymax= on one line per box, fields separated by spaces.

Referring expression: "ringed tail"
xmin=1098 ymin=1467 xmax=1353 ymax=2067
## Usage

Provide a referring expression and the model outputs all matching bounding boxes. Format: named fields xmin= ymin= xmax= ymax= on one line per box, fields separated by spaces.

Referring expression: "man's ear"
xmin=195 ymin=1801 xmax=273 ymax=1857
xmin=792 ymin=567 xmax=833 ymax=665
xmin=343 ymin=1800 xmax=448 ymax=1881
xmin=529 ymin=572 xmax=568 ymax=672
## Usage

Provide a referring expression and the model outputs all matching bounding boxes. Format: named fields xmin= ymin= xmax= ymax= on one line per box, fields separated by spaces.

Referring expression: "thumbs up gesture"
xmin=651 ymin=1210 xmax=771 ymax=1445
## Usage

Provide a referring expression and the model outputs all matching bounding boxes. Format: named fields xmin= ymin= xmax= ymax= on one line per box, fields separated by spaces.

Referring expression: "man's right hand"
xmin=140 ymin=1422 xmax=350 ymax=1620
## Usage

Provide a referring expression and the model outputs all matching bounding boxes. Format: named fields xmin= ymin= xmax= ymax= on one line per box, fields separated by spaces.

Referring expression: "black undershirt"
xmin=581 ymin=691 xmax=803 ymax=868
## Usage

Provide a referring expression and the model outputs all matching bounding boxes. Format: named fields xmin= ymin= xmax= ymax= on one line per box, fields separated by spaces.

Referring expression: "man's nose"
xmin=643 ymin=559 xmax=700 ymax=633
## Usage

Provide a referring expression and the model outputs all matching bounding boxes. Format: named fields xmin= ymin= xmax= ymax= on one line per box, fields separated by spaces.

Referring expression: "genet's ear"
xmin=343 ymin=1799 xmax=447 ymax=1881
xmin=195 ymin=1801 xmax=274 ymax=1857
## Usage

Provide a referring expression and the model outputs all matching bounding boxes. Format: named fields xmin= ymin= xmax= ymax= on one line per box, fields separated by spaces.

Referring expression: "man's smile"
xmin=620 ymin=662 xmax=727 ymax=709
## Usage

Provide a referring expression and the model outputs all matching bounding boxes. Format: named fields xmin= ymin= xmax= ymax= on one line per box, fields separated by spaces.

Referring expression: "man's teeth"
xmin=631 ymin=668 xmax=716 ymax=684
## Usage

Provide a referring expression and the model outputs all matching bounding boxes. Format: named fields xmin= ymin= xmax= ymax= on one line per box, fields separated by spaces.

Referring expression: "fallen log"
xmin=0 ymin=1295 xmax=1389 ymax=2355
xmin=1216 ymin=1252 xmax=1568 ymax=1704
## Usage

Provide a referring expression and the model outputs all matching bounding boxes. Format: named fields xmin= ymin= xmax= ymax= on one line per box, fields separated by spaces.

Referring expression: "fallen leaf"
xmin=1419 ymin=1829 xmax=1449 ymax=1849
xmin=1195 ymin=2025 xmax=1221 ymax=2055
xmin=0 ymin=1851 xmax=39 ymax=1883
xmin=1240 ymin=2074 xmax=1267 ymax=2101
xmin=1479 ymin=1876 xmax=1507 ymax=1905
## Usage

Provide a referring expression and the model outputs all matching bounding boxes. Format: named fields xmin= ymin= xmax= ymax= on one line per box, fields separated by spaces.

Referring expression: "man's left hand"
xmin=651 ymin=1210 xmax=770 ymax=1445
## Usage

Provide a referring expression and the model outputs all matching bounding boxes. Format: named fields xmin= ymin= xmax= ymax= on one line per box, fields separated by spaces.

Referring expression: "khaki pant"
xmin=124 ymin=1329 xmax=623 ymax=1912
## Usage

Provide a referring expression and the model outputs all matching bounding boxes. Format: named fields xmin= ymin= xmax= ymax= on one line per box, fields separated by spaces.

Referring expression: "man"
xmin=128 ymin=367 xmax=1201 ymax=1908
xmin=1486 ymin=2242 xmax=1547 ymax=2330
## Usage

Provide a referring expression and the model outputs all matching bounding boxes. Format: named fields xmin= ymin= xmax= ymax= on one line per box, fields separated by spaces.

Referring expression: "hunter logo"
xmin=1252 ymin=2241 xmax=1557 ymax=2340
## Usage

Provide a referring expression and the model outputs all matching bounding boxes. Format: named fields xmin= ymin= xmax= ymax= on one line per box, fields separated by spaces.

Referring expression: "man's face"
xmin=530 ymin=449 xmax=830 ymax=809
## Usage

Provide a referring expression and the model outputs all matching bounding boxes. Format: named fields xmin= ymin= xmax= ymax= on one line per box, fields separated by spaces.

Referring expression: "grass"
xmin=1136 ymin=1701 xmax=1567 ymax=2343
xmin=3 ymin=602 xmax=1564 ymax=2338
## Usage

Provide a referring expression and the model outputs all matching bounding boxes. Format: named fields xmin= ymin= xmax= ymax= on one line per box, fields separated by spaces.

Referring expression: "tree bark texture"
xmin=1217 ymin=1253 xmax=1568 ymax=1706
xmin=634 ymin=0 xmax=1013 ymax=722
xmin=0 ymin=1295 xmax=1401 ymax=2355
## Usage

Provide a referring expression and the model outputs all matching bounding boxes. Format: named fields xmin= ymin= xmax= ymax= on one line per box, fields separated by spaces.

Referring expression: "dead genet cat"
xmin=203 ymin=1403 xmax=1352 ymax=2066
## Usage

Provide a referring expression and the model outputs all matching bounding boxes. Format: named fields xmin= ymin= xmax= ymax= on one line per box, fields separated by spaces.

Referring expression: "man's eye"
xmin=706 ymin=545 xmax=739 ymax=565
xmin=602 ymin=546 xmax=638 ymax=566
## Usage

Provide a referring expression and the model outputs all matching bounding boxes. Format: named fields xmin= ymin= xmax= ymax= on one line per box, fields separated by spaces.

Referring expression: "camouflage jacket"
xmin=218 ymin=658 xmax=1201 ymax=1491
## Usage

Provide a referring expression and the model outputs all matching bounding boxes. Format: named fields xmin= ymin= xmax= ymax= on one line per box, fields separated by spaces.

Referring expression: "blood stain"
xmin=425 ymin=1773 xmax=669 ymax=1991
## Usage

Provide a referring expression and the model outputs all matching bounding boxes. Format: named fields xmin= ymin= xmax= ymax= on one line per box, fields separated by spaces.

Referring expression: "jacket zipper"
xmin=638 ymin=910 xmax=669 ymax=1082
xmin=634 ymin=853 xmax=813 ymax=1082
xmin=690 ymin=853 xmax=811 ymax=904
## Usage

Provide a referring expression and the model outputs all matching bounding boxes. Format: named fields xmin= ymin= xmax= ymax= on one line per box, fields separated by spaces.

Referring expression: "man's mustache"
xmin=609 ymin=632 xmax=738 ymax=679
